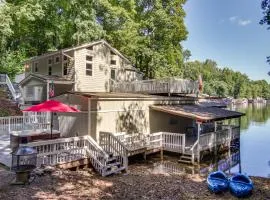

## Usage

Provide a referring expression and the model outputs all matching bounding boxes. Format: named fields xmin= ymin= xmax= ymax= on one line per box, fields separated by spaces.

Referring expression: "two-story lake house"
xmin=20 ymin=40 xmax=141 ymax=104
xmin=0 ymin=40 xmax=244 ymax=176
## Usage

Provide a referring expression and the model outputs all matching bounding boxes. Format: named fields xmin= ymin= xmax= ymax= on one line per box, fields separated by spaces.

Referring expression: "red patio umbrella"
xmin=23 ymin=100 xmax=80 ymax=138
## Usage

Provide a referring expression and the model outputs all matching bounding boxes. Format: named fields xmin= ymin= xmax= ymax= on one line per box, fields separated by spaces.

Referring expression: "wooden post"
xmin=214 ymin=121 xmax=218 ymax=170
xmin=238 ymin=117 xmax=242 ymax=173
xmin=228 ymin=126 xmax=232 ymax=174
xmin=160 ymin=147 xmax=164 ymax=161
xmin=197 ymin=122 xmax=201 ymax=164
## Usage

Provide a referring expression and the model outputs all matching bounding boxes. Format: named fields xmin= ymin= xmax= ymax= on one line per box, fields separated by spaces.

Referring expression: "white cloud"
xmin=238 ymin=19 xmax=252 ymax=26
xmin=228 ymin=16 xmax=252 ymax=26
xmin=229 ymin=16 xmax=238 ymax=22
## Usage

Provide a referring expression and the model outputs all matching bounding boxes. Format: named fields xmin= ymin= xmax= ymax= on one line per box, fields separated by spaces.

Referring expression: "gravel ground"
xmin=0 ymin=164 xmax=269 ymax=200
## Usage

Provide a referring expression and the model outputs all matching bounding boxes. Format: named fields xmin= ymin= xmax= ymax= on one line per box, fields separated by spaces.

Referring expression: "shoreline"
xmin=1 ymin=163 xmax=269 ymax=200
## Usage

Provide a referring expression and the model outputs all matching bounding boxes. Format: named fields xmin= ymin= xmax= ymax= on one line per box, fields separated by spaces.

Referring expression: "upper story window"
xmin=86 ymin=55 xmax=93 ymax=62
xmin=48 ymin=58 xmax=53 ymax=65
xmin=111 ymin=60 xmax=116 ymax=65
xmin=48 ymin=58 xmax=52 ymax=75
xmin=87 ymin=46 xmax=93 ymax=51
xmin=86 ymin=53 xmax=93 ymax=76
xmin=63 ymin=55 xmax=68 ymax=61
xmin=34 ymin=62 xmax=38 ymax=72
xmin=111 ymin=69 xmax=116 ymax=80
xmin=48 ymin=66 xmax=52 ymax=75
xmin=86 ymin=63 xmax=92 ymax=76
xmin=55 ymin=56 xmax=60 ymax=63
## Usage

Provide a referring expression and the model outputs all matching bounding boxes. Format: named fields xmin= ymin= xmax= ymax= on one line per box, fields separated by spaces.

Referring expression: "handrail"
xmin=100 ymin=132 xmax=128 ymax=171
xmin=190 ymin=139 xmax=199 ymax=152
xmin=0 ymin=74 xmax=17 ymax=100
xmin=21 ymin=135 xmax=111 ymax=176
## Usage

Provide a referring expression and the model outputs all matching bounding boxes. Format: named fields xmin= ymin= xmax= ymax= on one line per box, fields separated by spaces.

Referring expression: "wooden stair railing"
xmin=21 ymin=135 xmax=127 ymax=176
xmin=99 ymin=132 xmax=128 ymax=171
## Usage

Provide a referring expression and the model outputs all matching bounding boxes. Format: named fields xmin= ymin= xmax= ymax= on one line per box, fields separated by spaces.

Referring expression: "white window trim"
xmin=33 ymin=62 xmax=38 ymax=73
xmin=48 ymin=57 xmax=53 ymax=65
xmin=85 ymin=52 xmax=93 ymax=76
xmin=48 ymin=64 xmax=52 ymax=75
xmin=55 ymin=56 xmax=60 ymax=64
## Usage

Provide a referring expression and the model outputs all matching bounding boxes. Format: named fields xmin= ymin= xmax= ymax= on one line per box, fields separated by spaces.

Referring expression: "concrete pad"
xmin=0 ymin=134 xmax=11 ymax=167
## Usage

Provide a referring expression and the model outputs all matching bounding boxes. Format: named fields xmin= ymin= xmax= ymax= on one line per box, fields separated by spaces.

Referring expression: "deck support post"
xmin=214 ymin=121 xmax=218 ymax=170
xmin=197 ymin=122 xmax=201 ymax=164
xmin=143 ymin=152 xmax=147 ymax=160
xmin=228 ymin=126 xmax=232 ymax=174
xmin=160 ymin=147 xmax=164 ymax=161
xmin=238 ymin=117 xmax=242 ymax=174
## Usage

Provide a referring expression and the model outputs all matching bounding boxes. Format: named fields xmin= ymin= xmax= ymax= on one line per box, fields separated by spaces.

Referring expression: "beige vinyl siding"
xmin=53 ymin=93 xmax=89 ymax=137
xmin=27 ymin=53 xmax=63 ymax=76
xmin=88 ymin=97 xmax=195 ymax=141
xmin=74 ymin=43 xmax=138 ymax=92
xmin=74 ymin=44 xmax=111 ymax=92
xmin=149 ymin=110 xmax=193 ymax=133
xmin=89 ymin=99 xmax=150 ymax=141
xmin=58 ymin=113 xmax=88 ymax=137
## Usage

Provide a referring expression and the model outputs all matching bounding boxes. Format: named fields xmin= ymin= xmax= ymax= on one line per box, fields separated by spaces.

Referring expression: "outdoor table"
xmin=10 ymin=129 xmax=60 ymax=151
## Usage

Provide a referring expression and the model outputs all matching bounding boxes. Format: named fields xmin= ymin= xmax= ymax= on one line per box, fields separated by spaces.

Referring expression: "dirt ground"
xmin=0 ymin=163 xmax=269 ymax=200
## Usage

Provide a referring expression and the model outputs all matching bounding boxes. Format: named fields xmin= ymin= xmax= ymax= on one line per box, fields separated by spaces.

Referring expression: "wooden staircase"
xmin=22 ymin=134 xmax=128 ymax=177
xmin=179 ymin=153 xmax=193 ymax=164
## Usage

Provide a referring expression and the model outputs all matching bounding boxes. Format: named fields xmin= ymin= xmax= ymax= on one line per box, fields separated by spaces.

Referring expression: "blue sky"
xmin=183 ymin=0 xmax=270 ymax=82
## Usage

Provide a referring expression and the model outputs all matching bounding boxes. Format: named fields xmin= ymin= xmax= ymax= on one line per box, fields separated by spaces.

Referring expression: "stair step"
xmin=105 ymin=162 xmax=121 ymax=169
xmin=105 ymin=151 xmax=114 ymax=158
xmin=178 ymin=159 xmax=192 ymax=164
xmin=180 ymin=156 xmax=192 ymax=159
xmin=106 ymin=157 xmax=117 ymax=164
xmin=104 ymin=166 xmax=126 ymax=176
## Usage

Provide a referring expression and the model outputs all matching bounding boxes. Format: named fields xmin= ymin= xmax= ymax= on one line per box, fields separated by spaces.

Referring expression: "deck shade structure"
xmin=150 ymin=105 xmax=244 ymax=122
xmin=23 ymin=100 xmax=80 ymax=138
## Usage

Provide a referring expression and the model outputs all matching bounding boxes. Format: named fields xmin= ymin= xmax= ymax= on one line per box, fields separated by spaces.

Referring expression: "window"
xmin=111 ymin=60 xmax=116 ymax=65
xmin=63 ymin=55 xmax=68 ymax=61
xmin=86 ymin=63 xmax=92 ymax=76
xmin=34 ymin=62 xmax=38 ymax=72
xmin=48 ymin=66 xmax=52 ymax=75
xmin=111 ymin=69 xmax=116 ymax=80
xmin=86 ymin=55 xmax=93 ymax=62
xmin=48 ymin=58 xmax=52 ymax=65
xmin=55 ymin=56 xmax=60 ymax=63
xmin=87 ymin=46 xmax=93 ymax=50
xmin=63 ymin=62 xmax=68 ymax=75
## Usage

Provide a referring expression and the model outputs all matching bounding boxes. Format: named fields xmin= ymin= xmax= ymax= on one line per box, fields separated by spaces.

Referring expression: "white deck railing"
xmin=110 ymin=78 xmax=199 ymax=94
xmin=0 ymin=113 xmax=49 ymax=134
xmin=162 ymin=132 xmax=186 ymax=153
xmin=113 ymin=132 xmax=186 ymax=154
xmin=199 ymin=126 xmax=240 ymax=151
xmin=21 ymin=135 xmax=127 ymax=176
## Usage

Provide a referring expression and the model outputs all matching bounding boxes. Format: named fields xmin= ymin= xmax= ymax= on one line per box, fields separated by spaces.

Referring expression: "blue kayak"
xmin=229 ymin=174 xmax=253 ymax=197
xmin=207 ymin=171 xmax=229 ymax=193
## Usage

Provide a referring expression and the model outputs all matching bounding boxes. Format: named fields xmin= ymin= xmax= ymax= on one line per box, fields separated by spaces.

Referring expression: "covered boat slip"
xmin=150 ymin=104 xmax=243 ymax=148
xmin=112 ymin=104 xmax=244 ymax=164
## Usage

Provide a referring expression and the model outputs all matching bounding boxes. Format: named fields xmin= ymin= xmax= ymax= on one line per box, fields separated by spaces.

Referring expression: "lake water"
xmin=233 ymin=103 xmax=270 ymax=178
xmin=149 ymin=103 xmax=270 ymax=178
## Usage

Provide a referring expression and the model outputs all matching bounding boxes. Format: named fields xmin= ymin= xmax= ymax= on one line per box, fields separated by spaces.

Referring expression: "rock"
xmin=43 ymin=166 xmax=56 ymax=174
xmin=33 ymin=168 xmax=44 ymax=176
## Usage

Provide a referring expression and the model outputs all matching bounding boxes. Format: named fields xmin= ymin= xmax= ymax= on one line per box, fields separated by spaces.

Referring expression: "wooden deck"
xmin=111 ymin=125 xmax=240 ymax=164
xmin=110 ymin=78 xmax=199 ymax=95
